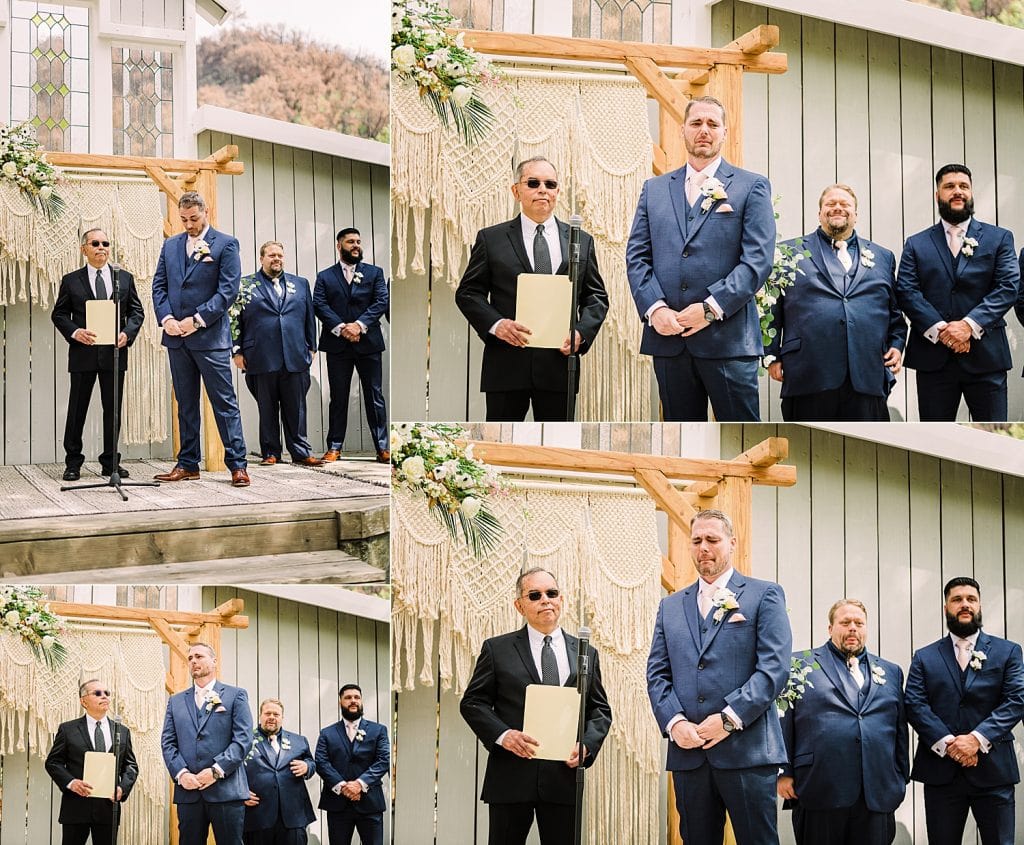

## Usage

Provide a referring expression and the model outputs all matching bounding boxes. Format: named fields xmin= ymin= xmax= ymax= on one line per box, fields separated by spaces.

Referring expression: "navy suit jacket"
xmin=315 ymin=718 xmax=389 ymax=816
xmin=313 ymin=262 xmax=388 ymax=357
xmin=1014 ymin=249 xmax=1024 ymax=372
xmin=242 ymin=728 xmax=316 ymax=832
xmin=896 ymin=219 xmax=1018 ymax=374
xmin=905 ymin=631 xmax=1024 ymax=788
xmin=460 ymin=627 xmax=613 ymax=806
xmin=780 ymin=645 xmax=909 ymax=813
xmin=766 ymin=231 xmax=907 ymax=398
xmin=161 ymin=682 xmax=253 ymax=804
xmin=454 ymin=217 xmax=609 ymax=393
xmin=152 ymin=227 xmax=241 ymax=351
xmin=626 ymin=159 xmax=775 ymax=359
xmin=647 ymin=571 xmax=791 ymax=771
xmin=233 ymin=271 xmax=317 ymax=374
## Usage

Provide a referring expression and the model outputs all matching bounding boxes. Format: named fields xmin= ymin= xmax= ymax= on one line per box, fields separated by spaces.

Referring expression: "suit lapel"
xmin=814 ymin=646 xmax=858 ymax=712
xmin=928 ymin=223 xmax=957 ymax=287
xmin=513 ymin=627 xmax=542 ymax=685
xmin=555 ymin=219 xmax=569 ymax=274
xmin=964 ymin=633 xmax=988 ymax=692
xmin=681 ymin=583 xmax=701 ymax=652
xmin=954 ymin=219 xmax=983 ymax=278
xmin=76 ymin=714 xmax=93 ymax=749
xmin=698 ymin=572 xmax=744 ymax=657
xmin=938 ymin=637 xmax=965 ymax=692
xmin=505 ymin=219 xmax=534 ymax=274
xmin=861 ymin=654 xmax=881 ymax=711
xmin=807 ymin=234 xmax=841 ymax=293
xmin=564 ymin=631 xmax=578 ymax=687
xmin=668 ymin=167 xmax=689 ymax=243
xmin=682 ymin=161 xmax=732 ymax=249
xmin=182 ymin=228 xmax=215 ymax=282
xmin=846 ymin=237 xmax=872 ymax=295
xmin=77 ymin=267 xmax=96 ymax=301
xmin=195 ymin=681 xmax=223 ymax=732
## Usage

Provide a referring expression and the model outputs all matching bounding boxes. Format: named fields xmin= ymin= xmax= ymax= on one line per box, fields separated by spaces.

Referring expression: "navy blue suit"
xmin=895 ymin=219 xmax=1019 ymax=420
xmin=905 ymin=632 xmax=1024 ymax=845
xmin=234 ymin=270 xmax=317 ymax=462
xmin=152 ymin=227 xmax=248 ymax=470
xmin=647 ymin=571 xmax=791 ymax=845
xmin=766 ymin=230 xmax=907 ymax=420
xmin=315 ymin=718 xmax=389 ymax=845
xmin=313 ymin=262 xmax=388 ymax=453
xmin=627 ymin=160 xmax=775 ymax=421
xmin=780 ymin=645 xmax=909 ymax=844
xmin=161 ymin=682 xmax=253 ymax=845
xmin=243 ymin=728 xmax=316 ymax=843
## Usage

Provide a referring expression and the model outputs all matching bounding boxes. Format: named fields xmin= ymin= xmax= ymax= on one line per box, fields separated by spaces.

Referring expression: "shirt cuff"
xmin=924 ymin=321 xmax=948 ymax=343
xmin=175 ymin=768 xmax=188 ymax=782
xmin=332 ymin=323 xmax=343 ymax=337
xmin=723 ymin=706 xmax=744 ymax=730
xmin=762 ymin=354 xmax=777 ymax=366
xmin=666 ymin=714 xmax=686 ymax=736
xmin=705 ymin=296 xmax=724 ymax=320
xmin=932 ymin=734 xmax=956 ymax=756
xmin=495 ymin=729 xmax=510 ymax=748
xmin=972 ymin=730 xmax=992 ymax=753
xmin=963 ymin=316 xmax=984 ymax=339
xmin=357 ymin=778 xmax=368 ymax=792
xmin=488 ymin=319 xmax=503 ymax=335
xmin=355 ymin=320 xmax=367 ymax=333
xmin=213 ymin=763 xmax=224 ymax=778
xmin=231 ymin=345 xmax=240 ymax=354
xmin=193 ymin=313 xmax=206 ymax=328
xmin=161 ymin=314 xmax=173 ymax=325
xmin=644 ymin=300 xmax=668 ymax=322
xmin=332 ymin=781 xmax=344 ymax=795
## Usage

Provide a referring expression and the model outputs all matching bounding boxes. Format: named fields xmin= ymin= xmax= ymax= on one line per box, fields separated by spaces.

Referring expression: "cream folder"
xmin=523 ymin=683 xmax=581 ymax=761
xmin=83 ymin=750 xmax=115 ymax=798
xmin=515 ymin=273 xmax=572 ymax=349
xmin=85 ymin=300 xmax=116 ymax=345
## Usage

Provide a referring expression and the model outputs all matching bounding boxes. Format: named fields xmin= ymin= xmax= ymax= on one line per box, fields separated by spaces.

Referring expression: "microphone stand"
xmin=110 ymin=713 xmax=121 ymax=845
xmin=564 ymin=214 xmax=582 ymax=421
xmin=573 ymin=626 xmax=591 ymax=845
xmin=61 ymin=263 xmax=159 ymax=500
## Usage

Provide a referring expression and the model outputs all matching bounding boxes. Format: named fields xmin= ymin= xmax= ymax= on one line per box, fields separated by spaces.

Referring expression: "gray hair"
xmin=684 ymin=95 xmax=727 ymax=125
xmin=514 ymin=156 xmax=557 ymax=182
xmin=515 ymin=566 xmax=559 ymax=596
xmin=178 ymin=191 xmax=206 ymax=210
xmin=79 ymin=678 xmax=101 ymax=697
xmin=81 ymin=228 xmax=107 ymax=245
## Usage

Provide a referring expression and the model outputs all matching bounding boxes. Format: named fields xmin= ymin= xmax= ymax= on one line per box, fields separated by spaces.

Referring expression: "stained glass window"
xmin=10 ymin=2 xmax=90 ymax=151
xmin=574 ymin=0 xmax=672 ymax=44
xmin=447 ymin=0 xmax=504 ymax=31
xmin=112 ymin=48 xmax=174 ymax=157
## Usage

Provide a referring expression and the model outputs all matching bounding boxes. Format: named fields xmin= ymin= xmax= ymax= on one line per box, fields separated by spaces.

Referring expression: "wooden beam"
xmin=206 ymin=144 xmax=239 ymax=165
xmin=624 ymin=56 xmax=688 ymax=124
xmin=706 ymin=64 xmax=744 ymax=166
xmin=685 ymin=480 xmax=720 ymax=498
xmin=681 ymin=25 xmax=780 ymax=85
xmin=149 ymin=616 xmax=190 ymax=661
xmin=50 ymin=602 xmax=249 ymax=629
xmin=634 ymin=468 xmax=698 ymax=534
xmin=735 ymin=436 xmax=788 ymax=467
xmin=144 ymin=165 xmax=184 ymax=203
xmin=652 ymin=142 xmax=669 ymax=176
xmin=213 ymin=598 xmax=244 ymax=618
xmin=714 ymin=476 xmax=753 ymax=574
xmin=47 ymin=151 xmax=244 ymax=175
xmin=459 ymin=30 xmax=787 ymax=74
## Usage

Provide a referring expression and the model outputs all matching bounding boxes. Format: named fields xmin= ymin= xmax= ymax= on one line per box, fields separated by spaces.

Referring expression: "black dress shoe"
xmin=62 ymin=468 xmax=80 ymax=481
xmin=102 ymin=466 xmax=130 ymax=478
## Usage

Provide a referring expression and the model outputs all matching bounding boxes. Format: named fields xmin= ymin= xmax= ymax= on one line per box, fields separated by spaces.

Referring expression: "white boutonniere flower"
xmin=711 ymin=587 xmax=740 ymax=624
xmin=699 ymin=177 xmax=728 ymax=213
xmin=962 ymin=236 xmax=978 ymax=257
xmin=355 ymin=728 xmax=366 ymax=742
xmin=203 ymin=691 xmax=223 ymax=712
xmin=280 ymin=735 xmax=292 ymax=750
xmin=352 ymin=271 xmax=364 ymax=285
xmin=285 ymin=279 xmax=297 ymax=296
xmin=970 ymin=649 xmax=986 ymax=670
xmin=860 ymin=246 xmax=875 ymax=269
xmin=871 ymin=665 xmax=886 ymax=685
xmin=192 ymin=238 xmax=211 ymax=260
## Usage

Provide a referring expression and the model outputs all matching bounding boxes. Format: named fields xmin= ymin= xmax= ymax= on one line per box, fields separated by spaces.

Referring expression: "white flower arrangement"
xmin=711 ymin=587 xmax=739 ymax=624
xmin=970 ymin=649 xmax=986 ymax=671
xmin=962 ymin=236 xmax=979 ymax=257
xmin=391 ymin=423 xmax=507 ymax=556
xmin=699 ymin=177 xmax=728 ymax=213
xmin=758 ymin=197 xmax=811 ymax=350
xmin=192 ymin=238 xmax=211 ymax=260
xmin=776 ymin=652 xmax=818 ymax=717
xmin=391 ymin=0 xmax=503 ymax=145
xmin=871 ymin=664 xmax=886 ymax=685
xmin=0 ymin=586 xmax=68 ymax=670
xmin=0 ymin=122 xmax=64 ymax=220
xmin=229 ymin=274 xmax=261 ymax=341
xmin=860 ymin=245 xmax=875 ymax=268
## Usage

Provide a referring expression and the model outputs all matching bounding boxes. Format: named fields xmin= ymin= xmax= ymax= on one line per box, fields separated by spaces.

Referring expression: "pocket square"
xmin=727 ymin=613 xmax=747 ymax=622
xmin=716 ymin=204 xmax=734 ymax=213
xmin=214 ymin=705 xmax=227 ymax=713
xmin=201 ymin=256 xmax=215 ymax=263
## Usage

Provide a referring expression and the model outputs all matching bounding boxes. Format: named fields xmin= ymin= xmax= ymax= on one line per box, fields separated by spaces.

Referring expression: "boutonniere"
xmin=962 ymin=236 xmax=978 ymax=257
xmin=355 ymin=728 xmax=366 ymax=742
xmin=352 ymin=271 xmax=364 ymax=285
xmin=192 ymin=238 xmax=211 ymax=261
xmin=203 ymin=691 xmax=223 ymax=712
xmin=285 ymin=279 xmax=297 ymax=296
xmin=711 ymin=587 xmax=740 ymax=624
xmin=699 ymin=177 xmax=728 ymax=213
xmin=970 ymin=649 xmax=986 ymax=670
xmin=860 ymin=246 xmax=875 ymax=268
xmin=279 ymin=735 xmax=292 ymax=750
xmin=870 ymin=664 xmax=886 ymax=685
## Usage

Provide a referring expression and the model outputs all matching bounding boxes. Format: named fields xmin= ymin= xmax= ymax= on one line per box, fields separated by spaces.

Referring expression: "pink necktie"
xmin=948 ymin=226 xmax=963 ymax=258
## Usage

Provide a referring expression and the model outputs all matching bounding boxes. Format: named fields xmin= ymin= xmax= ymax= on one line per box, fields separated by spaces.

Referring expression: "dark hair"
xmin=690 ymin=508 xmax=734 ymax=537
xmin=935 ymin=164 xmax=972 ymax=185
xmin=515 ymin=566 xmax=559 ymax=596
xmin=336 ymin=228 xmax=360 ymax=241
xmin=339 ymin=683 xmax=362 ymax=697
xmin=943 ymin=576 xmax=980 ymax=599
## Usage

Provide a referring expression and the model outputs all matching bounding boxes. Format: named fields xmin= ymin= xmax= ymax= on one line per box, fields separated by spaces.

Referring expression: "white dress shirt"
xmin=86 ymin=714 xmax=112 ymax=751
xmin=931 ymin=630 xmax=991 ymax=756
xmin=494 ymin=625 xmax=571 ymax=748
xmin=331 ymin=717 xmax=369 ymax=794
xmin=924 ymin=217 xmax=983 ymax=343
xmin=89 ymin=266 xmax=110 ymax=299
xmin=487 ymin=214 xmax=563 ymax=336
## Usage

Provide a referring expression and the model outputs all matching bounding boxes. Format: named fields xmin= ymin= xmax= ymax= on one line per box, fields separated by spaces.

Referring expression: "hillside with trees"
xmin=910 ymin=0 xmax=1024 ymax=27
xmin=197 ymin=24 xmax=389 ymax=141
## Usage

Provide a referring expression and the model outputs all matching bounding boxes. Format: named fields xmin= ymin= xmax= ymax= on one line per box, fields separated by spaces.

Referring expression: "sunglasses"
xmin=522 ymin=589 xmax=560 ymax=602
xmin=521 ymin=178 xmax=558 ymax=190
xmin=85 ymin=690 xmax=111 ymax=698
xmin=88 ymin=241 xmax=111 ymax=248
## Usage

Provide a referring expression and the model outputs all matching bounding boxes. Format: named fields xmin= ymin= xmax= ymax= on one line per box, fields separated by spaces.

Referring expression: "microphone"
xmin=576 ymin=626 xmax=590 ymax=683
xmin=568 ymin=214 xmax=582 ymax=261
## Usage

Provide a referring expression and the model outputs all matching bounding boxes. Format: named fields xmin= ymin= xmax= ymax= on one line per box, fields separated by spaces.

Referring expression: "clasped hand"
xmin=179 ymin=768 xmax=216 ymax=790
xmin=938 ymin=321 xmax=971 ymax=354
xmin=650 ymin=304 xmax=710 ymax=338
xmin=163 ymin=318 xmax=198 ymax=338
xmin=670 ymin=715 xmax=731 ymax=750
xmin=946 ymin=734 xmax=980 ymax=767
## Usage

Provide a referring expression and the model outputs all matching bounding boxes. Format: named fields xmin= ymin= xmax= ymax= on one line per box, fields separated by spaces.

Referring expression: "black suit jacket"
xmin=51 ymin=266 xmax=145 ymax=373
xmin=455 ymin=217 xmax=609 ymax=393
xmin=44 ymin=716 xmax=139 ymax=825
xmin=460 ymin=627 xmax=613 ymax=806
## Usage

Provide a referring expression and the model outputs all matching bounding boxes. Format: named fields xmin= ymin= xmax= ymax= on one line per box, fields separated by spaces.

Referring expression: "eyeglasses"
xmin=88 ymin=241 xmax=111 ymax=248
xmin=85 ymin=690 xmax=111 ymax=698
xmin=522 ymin=589 xmax=560 ymax=602
xmin=520 ymin=178 xmax=558 ymax=190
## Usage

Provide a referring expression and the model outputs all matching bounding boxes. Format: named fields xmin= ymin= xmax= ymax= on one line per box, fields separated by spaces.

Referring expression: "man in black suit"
xmin=455 ymin=157 xmax=609 ymax=421
xmin=460 ymin=567 xmax=613 ymax=844
xmin=51 ymin=229 xmax=145 ymax=481
xmin=44 ymin=678 xmax=139 ymax=845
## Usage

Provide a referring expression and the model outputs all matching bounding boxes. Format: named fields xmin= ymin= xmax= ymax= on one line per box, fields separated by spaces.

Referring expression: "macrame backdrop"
xmin=393 ymin=485 xmax=663 ymax=845
xmin=0 ymin=177 xmax=169 ymax=444
xmin=0 ymin=626 xmax=167 ymax=845
xmin=392 ymin=72 xmax=654 ymax=421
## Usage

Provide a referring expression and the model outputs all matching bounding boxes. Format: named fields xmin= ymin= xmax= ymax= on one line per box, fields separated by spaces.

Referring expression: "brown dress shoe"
xmin=293 ymin=456 xmax=325 ymax=466
xmin=376 ymin=450 xmax=391 ymax=463
xmin=322 ymin=450 xmax=341 ymax=462
xmin=231 ymin=469 xmax=251 ymax=487
xmin=259 ymin=456 xmax=278 ymax=466
xmin=154 ymin=466 xmax=200 ymax=482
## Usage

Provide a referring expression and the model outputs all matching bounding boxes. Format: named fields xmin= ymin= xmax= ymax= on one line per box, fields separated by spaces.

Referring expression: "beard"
xmin=341 ymin=247 xmax=362 ymax=264
xmin=823 ymin=219 xmax=852 ymax=239
xmin=342 ymin=705 xmax=364 ymax=722
xmin=937 ymin=196 xmax=974 ymax=225
xmin=946 ymin=608 xmax=982 ymax=637
xmin=838 ymin=641 xmax=864 ymax=658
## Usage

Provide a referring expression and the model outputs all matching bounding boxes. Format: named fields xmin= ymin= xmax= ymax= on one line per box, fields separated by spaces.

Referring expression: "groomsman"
xmin=905 ymin=577 xmax=1024 ymax=845
xmin=51 ymin=229 xmax=145 ymax=480
xmin=313 ymin=229 xmax=390 ymax=463
xmin=232 ymin=241 xmax=323 ymax=467
xmin=896 ymin=165 xmax=1019 ymax=421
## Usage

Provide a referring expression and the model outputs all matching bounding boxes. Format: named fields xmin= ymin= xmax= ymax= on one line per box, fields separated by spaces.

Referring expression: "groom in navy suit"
xmin=627 ymin=96 xmax=775 ymax=421
xmin=646 ymin=508 xmax=791 ymax=845
xmin=778 ymin=599 xmax=909 ymax=844
xmin=896 ymin=165 xmax=1019 ymax=421
xmin=161 ymin=643 xmax=253 ymax=845
xmin=905 ymin=577 xmax=1024 ymax=845
xmin=152 ymin=191 xmax=250 ymax=485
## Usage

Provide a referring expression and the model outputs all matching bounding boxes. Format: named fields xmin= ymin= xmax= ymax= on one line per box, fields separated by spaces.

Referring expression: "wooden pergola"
xmin=49 ymin=597 xmax=249 ymax=845
xmin=47 ymin=147 xmax=247 ymax=472
xmin=467 ymin=436 xmax=797 ymax=845
xmin=460 ymin=26 xmax=787 ymax=172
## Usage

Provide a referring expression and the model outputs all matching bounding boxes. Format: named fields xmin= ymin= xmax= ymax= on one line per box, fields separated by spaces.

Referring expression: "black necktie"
xmin=533 ymin=224 xmax=552 ymax=274
xmin=94 ymin=270 xmax=107 ymax=300
xmin=94 ymin=721 xmax=106 ymax=753
xmin=541 ymin=635 xmax=559 ymax=685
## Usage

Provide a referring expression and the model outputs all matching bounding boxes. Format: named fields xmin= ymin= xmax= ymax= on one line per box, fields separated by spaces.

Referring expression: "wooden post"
xmin=705 ymin=64 xmax=745 ymax=167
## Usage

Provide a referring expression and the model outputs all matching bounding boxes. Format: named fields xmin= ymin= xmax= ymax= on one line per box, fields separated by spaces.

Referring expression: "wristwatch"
xmin=702 ymin=302 xmax=718 ymax=323
xmin=212 ymin=767 xmax=223 ymax=780
xmin=191 ymin=317 xmax=201 ymax=331
xmin=720 ymin=712 xmax=737 ymax=733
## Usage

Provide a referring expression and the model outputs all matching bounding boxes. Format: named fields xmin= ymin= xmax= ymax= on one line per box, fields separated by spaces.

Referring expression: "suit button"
xmin=698 ymin=696 xmax=705 ymax=703
xmin=855 ymin=737 xmax=861 ymax=742
xmin=683 ymin=251 xmax=690 ymax=258
xmin=698 ymin=662 xmax=705 ymax=670
xmin=839 ymin=319 xmax=845 ymax=324
xmin=681 ymin=285 xmax=688 ymax=291
xmin=842 ymin=297 xmax=849 ymax=302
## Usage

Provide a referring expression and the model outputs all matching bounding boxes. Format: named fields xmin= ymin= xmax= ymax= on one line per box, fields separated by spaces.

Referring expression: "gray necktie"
xmin=94 ymin=269 xmax=107 ymax=300
xmin=533 ymin=224 xmax=552 ymax=274
xmin=541 ymin=635 xmax=559 ymax=685
xmin=94 ymin=720 xmax=106 ymax=753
